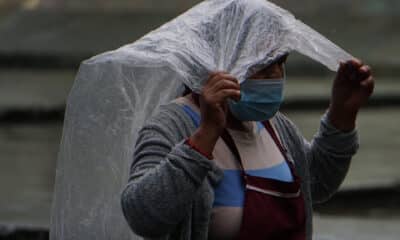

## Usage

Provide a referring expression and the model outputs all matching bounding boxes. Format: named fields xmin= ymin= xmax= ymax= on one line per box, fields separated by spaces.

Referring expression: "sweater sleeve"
xmin=120 ymin=105 xmax=223 ymax=238
xmin=277 ymin=112 xmax=359 ymax=204
xmin=307 ymin=113 xmax=359 ymax=203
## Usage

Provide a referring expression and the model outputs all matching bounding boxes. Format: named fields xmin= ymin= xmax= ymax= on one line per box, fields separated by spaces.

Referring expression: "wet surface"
xmin=313 ymin=215 xmax=400 ymax=240
xmin=0 ymin=123 xmax=60 ymax=228
xmin=0 ymin=70 xmax=399 ymax=110
xmin=2 ymin=3 xmax=400 ymax=69
xmin=284 ymin=75 xmax=400 ymax=100
xmin=0 ymin=70 xmax=74 ymax=110
xmin=286 ymin=108 xmax=400 ymax=190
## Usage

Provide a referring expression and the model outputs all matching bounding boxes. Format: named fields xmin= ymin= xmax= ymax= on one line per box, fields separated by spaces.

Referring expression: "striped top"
xmin=176 ymin=96 xmax=293 ymax=240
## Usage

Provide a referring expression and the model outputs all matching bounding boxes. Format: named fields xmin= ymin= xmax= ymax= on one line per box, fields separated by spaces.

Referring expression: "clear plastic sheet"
xmin=50 ymin=0 xmax=353 ymax=239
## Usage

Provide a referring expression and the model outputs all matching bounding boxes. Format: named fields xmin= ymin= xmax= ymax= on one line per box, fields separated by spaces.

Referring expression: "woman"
xmin=121 ymin=51 xmax=374 ymax=240
xmin=49 ymin=1 xmax=373 ymax=239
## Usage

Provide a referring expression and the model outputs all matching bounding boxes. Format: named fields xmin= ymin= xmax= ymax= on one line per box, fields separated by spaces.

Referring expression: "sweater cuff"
xmin=316 ymin=113 xmax=359 ymax=156
xmin=185 ymin=138 xmax=213 ymax=160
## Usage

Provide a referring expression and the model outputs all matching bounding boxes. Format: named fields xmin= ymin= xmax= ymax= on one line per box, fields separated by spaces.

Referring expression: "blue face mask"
xmin=228 ymin=77 xmax=284 ymax=121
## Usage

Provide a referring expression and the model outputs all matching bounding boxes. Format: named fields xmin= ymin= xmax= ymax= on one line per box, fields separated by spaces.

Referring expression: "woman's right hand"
xmin=189 ymin=72 xmax=240 ymax=158
xmin=199 ymin=72 xmax=241 ymax=134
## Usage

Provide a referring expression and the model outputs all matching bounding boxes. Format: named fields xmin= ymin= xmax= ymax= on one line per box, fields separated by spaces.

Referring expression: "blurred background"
xmin=0 ymin=0 xmax=399 ymax=239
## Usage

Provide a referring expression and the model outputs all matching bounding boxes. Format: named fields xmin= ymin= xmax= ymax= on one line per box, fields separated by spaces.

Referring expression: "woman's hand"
xmin=199 ymin=72 xmax=241 ymax=133
xmin=328 ymin=59 xmax=375 ymax=132
xmin=190 ymin=72 xmax=241 ymax=157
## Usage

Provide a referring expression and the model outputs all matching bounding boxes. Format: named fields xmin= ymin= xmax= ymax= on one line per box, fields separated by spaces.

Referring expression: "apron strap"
xmin=221 ymin=129 xmax=246 ymax=172
xmin=262 ymin=121 xmax=288 ymax=157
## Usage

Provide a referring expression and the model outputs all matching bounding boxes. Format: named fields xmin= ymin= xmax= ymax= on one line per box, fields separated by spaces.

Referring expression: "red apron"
xmin=220 ymin=121 xmax=306 ymax=240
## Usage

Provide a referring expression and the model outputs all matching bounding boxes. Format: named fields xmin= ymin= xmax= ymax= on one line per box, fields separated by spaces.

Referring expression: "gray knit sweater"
xmin=121 ymin=101 xmax=359 ymax=240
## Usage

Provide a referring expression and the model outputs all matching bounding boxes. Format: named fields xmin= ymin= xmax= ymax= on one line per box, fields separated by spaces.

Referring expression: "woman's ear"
xmin=182 ymin=85 xmax=192 ymax=96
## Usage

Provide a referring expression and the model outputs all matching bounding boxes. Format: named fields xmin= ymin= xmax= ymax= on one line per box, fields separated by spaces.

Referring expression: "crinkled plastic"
xmin=50 ymin=0 xmax=353 ymax=239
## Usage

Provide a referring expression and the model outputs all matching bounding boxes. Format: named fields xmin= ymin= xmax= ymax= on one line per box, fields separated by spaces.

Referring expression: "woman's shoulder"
xmin=140 ymin=98 xmax=198 ymax=138
xmin=272 ymin=112 xmax=304 ymax=143
xmin=155 ymin=97 xmax=197 ymax=124
xmin=273 ymin=112 xmax=296 ymax=129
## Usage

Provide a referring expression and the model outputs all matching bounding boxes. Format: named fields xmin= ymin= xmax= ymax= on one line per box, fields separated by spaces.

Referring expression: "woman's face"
xmin=249 ymin=55 xmax=287 ymax=80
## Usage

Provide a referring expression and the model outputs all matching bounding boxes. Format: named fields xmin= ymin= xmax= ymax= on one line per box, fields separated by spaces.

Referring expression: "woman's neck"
xmin=226 ymin=110 xmax=249 ymax=132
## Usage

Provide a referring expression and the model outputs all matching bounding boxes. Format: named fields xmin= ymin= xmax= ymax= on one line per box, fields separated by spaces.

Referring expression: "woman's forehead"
xmin=257 ymin=54 xmax=288 ymax=73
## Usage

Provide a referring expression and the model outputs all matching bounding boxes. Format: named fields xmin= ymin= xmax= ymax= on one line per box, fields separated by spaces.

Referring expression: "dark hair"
xmin=181 ymin=85 xmax=200 ymax=106
xmin=182 ymin=85 xmax=192 ymax=96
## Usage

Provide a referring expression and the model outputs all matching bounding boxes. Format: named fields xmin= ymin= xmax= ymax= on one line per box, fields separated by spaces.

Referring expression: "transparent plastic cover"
xmin=50 ymin=0 xmax=353 ymax=239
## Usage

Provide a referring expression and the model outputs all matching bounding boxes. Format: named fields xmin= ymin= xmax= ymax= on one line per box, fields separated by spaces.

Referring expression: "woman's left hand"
xmin=328 ymin=59 xmax=375 ymax=132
